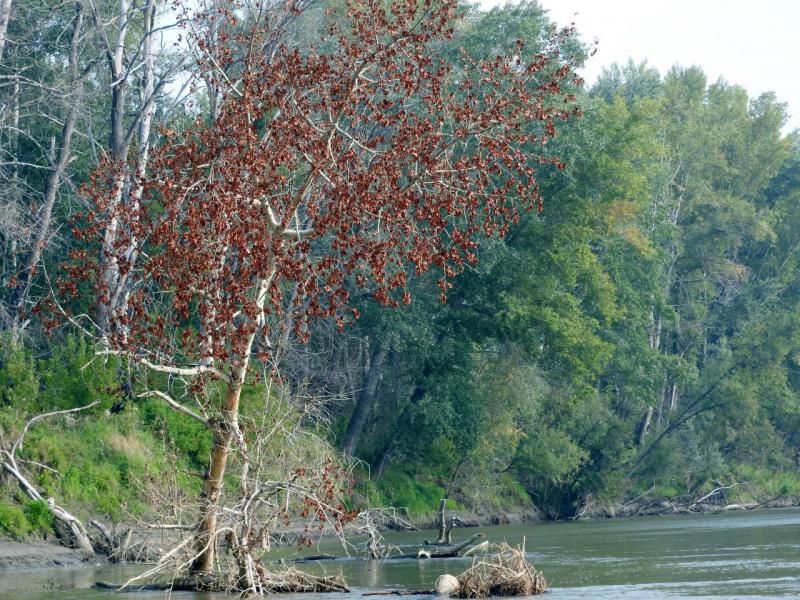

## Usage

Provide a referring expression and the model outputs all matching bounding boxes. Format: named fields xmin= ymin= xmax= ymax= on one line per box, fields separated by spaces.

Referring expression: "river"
xmin=1 ymin=508 xmax=798 ymax=599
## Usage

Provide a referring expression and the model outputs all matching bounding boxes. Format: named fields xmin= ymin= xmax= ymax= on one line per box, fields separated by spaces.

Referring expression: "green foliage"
xmin=0 ymin=339 xmax=39 ymax=408
xmin=139 ymin=398 xmax=211 ymax=469
xmin=23 ymin=408 xmax=169 ymax=519
xmin=340 ymin=48 xmax=800 ymax=518
xmin=0 ymin=501 xmax=32 ymax=538
xmin=1 ymin=2 xmax=799 ymax=532
xmin=733 ymin=466 xmax=800 ymax=500
xmin=366 ymin=469 xmax=448 ymax=517
xmin=0 ymin=335 xmax=185 ymax=530
xmin=0 ymin=498 xmax=54 ymax=538
xmin=23 ymin=500 xmax=54 ymax=534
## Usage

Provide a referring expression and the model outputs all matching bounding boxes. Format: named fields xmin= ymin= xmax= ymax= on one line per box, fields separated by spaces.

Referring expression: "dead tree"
xmin=396 ymin=533 xmax=485 ymax=559
xmin=0 ymin=402 xmax=99 ymax=554
xmin=113 ymin=381 xmax=358 ymax=595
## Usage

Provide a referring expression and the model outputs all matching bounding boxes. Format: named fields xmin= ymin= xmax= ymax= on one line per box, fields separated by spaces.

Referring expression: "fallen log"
xmin=394 ymin=533 xmax=484 ymax=559
xmin=292 ymin=553 xmax=338 ymax=563
xmin=462 ymin=540 xmax=489 ymax=557
xmin=95 ymin=580 xmax=201 ymax=592
xmin=718 ymin=502 xmax=760 ymax=512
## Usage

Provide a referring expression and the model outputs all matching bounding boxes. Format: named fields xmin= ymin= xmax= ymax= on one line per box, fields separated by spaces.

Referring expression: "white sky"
xmin=479 ymin=0 xmax=800 ymax=132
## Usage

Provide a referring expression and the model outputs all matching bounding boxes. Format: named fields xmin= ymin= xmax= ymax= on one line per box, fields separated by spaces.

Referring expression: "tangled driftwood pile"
xmin=250 ymin=566 xmax=349 ymax=594
xmin=453 ymin=543 xmax=546 ymax=598
xmin=97 ymin=567 xmax=349 ymax=594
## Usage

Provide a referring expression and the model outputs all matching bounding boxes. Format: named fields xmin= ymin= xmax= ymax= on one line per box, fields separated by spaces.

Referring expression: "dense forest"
xmin=1 ymin=0 xmax=798 ymax=553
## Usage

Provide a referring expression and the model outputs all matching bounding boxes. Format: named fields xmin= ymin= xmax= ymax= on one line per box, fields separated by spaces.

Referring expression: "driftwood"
xmin=358 ymin=509 xmax=394 ymax=559
xmin=454 ymin=542 xmax=546 ymax=597
xmin=395 ymin=533 xmax=484 ymax=559
xmin=293 ymin=553 xmax=337 ymax=562
xmin=359 ymin=544 xmax=543 ymax=599
xmin=718 ymin=502 xmax=760 ymax=512
xmin=462 ymin=540 xmax=489 ymax=557
xmin=294 ymin=532 xmax=486 ymax=564
xmin=251 ymin=568 xmax=350 ymax=594
xmin=95 ymin=573 xmax=221 ymax=593
xmin=425 ymin=498 xmax=462 ymax=545
xmin=89 ymin=520 xmax=156 ymax=563
xmin=97 ymin=568 xmax=350 ymax=594
xmin=96 ymin=581 xmax=196 ymax=592
xmin=362 ymin=590 xmax=434 ymax=596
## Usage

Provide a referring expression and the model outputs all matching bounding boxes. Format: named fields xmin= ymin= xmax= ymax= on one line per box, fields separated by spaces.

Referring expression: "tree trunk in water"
xmin=341 ymin=342 xmax=388 ymax=457
xmin=192 ymin=380 xmax=242 ymax=573
xmin=435 ymin=498 xmax=447 ymax=544
xmin=191 ymin=271 xmax=273 ymax=575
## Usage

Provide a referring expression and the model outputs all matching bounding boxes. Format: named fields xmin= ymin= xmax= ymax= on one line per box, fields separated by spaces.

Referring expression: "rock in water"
xmin=435 ymin=574 xmax=460 ymax=595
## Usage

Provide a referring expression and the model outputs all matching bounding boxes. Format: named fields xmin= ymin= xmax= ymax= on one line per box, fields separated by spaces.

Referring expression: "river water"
xmin=1 ymin=508 xmax=798 ymax=599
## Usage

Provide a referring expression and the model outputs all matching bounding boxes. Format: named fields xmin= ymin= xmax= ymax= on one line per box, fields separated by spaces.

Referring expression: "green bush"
xmin=370 ymin=468 xmax=447 ymax=516
xmin=23 ymin=500 xmax=54 ymax=534
xmin=0 ymin=501 xmax=31 ymax=537
xmin=0 ymin=341 xmax=39 ymax=408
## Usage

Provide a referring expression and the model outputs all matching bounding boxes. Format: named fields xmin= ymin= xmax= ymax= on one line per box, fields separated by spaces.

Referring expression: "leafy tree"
xmin=70 ymin=0 xmax=582 ymax=579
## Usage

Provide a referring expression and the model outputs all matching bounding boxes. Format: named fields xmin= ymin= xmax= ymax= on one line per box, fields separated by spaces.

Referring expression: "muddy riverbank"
xmin=0 ymin=541 xmax=93 ymax=571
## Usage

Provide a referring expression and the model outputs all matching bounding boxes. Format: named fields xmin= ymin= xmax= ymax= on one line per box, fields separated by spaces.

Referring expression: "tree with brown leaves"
xmin=68 ymin=0 xmax=582 ymax=583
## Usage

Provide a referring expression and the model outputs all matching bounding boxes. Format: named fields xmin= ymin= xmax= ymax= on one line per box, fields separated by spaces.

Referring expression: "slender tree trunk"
xmin=371 ymin=438 xmax=394 ymax=479
xmin=97 ymin=0 xmax=130 ymax=333
xmin=341 ymin=341 xmax=388 ymax=457
xmin=370 ymin=382 xmax=427 ymax=477
xmin=638 ymin=406 xmax=653 ymax=446
xmin=627 ymin=361 xmax=742 ymax=477
xmin=192 ymin=271 xmax=274 ymax=574
xmin=655 ymin=373 xmax=668 ymax=429
xmin=193 ymin=378 xmax=243 ymax=573
xmin=669 ymin=381 xmax=678 ymax=413
xmin=9 ymin=3 xmax=84 ymax=335
xmin=103 ymin=0 xmax=156 ymax=337
xmin=0 ymin=0 xmax=12 ymax=63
